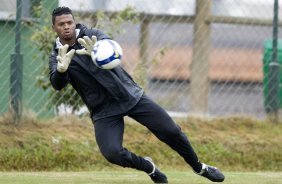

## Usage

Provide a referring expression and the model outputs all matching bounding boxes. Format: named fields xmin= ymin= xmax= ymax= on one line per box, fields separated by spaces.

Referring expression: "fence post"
xmin=139 ymin=17 xmax=150 ymax=88
xmin=190 ymin=0 xmax=211 ymax=114
xmin=267 ymin=0 xmax=280 ymax=123
xmin=10 ymin=0 xmax=23 ymax=122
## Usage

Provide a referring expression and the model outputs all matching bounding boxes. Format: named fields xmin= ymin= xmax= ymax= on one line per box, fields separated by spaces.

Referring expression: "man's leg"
xmin=94 ymin=115 xmax=156 ymax=173
xmin=127 ymin=94 xmax=203 ymax=172
xmin=127 ymin=94 xmax=224 ymax=182
xmin=94 ymin=115 xmax=168 ymax=183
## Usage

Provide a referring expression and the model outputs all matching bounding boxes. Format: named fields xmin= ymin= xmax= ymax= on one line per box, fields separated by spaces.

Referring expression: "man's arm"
xmin=49 ymin=48 xmax=72 ymax=90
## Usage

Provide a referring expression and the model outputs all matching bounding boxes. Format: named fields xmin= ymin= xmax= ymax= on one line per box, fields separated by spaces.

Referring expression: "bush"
xmin=0 ymin=114 xmax=281 ymax=171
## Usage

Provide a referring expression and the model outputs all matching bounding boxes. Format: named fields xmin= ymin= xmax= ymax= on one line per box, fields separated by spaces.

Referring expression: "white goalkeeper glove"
xmin=56 ymin=44 xmax=75 ymax=73
xmin=76 ymin=35 xmax=97 ymax=56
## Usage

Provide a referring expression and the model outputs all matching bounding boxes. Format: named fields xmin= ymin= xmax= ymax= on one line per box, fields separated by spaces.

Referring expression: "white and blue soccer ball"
xmin=91 ymin=39 xmax=122 ymax=69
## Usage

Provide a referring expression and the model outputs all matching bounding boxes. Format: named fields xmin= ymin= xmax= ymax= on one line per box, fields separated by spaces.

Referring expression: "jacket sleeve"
xmin=49 ymin=49 xmax=70 ymax=90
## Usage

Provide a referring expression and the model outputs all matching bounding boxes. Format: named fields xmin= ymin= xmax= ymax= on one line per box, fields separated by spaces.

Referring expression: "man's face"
xmin=52 ymin=14 xmax=76 ymax=42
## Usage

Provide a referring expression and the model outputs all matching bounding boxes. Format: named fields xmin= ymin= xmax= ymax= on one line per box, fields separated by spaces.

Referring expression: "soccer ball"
xmin=91 ymin=39 xmax=122 ymax=69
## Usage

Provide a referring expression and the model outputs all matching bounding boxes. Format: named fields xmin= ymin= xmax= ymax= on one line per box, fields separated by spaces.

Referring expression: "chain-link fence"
xmin=1 ymin=0 xmax=282 ymax=120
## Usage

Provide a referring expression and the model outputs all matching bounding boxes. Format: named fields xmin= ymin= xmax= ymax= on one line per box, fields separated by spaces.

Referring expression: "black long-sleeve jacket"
xmin=49 ymin=24 xmax=143 ymax=120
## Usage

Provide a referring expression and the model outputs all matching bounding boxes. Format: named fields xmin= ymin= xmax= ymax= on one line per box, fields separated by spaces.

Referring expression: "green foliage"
xmin=28 ymin=4 xmax=139 ymax=114
xmin=131 ymin=62 xmax=147 ymax=89
xmin=94 ymin=7 xmax=139 ymax=38
xmin=133 ymin=46 xmax=169 ymax=90
xmin=151 ymin=46 xmax=169 ymax=65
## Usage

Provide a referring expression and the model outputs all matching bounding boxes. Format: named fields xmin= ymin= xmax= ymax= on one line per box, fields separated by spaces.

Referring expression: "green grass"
xmin=0 ymin=171 xmax=281 ymax=184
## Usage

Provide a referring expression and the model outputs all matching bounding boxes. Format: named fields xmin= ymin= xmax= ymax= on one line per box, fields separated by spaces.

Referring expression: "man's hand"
xmin=56 ymin=44 xmax=75 ymax=73
xmin=76 ymin=36 xmax=97 ymax=56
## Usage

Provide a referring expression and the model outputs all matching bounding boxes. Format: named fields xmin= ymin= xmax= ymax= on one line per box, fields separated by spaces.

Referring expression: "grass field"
xmin=0 ymin=171 xmax=281 ymax=184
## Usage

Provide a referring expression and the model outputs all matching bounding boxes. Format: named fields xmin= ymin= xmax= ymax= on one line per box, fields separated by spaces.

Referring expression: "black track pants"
xmin=94 ymin=94 xmax=202 ymax=172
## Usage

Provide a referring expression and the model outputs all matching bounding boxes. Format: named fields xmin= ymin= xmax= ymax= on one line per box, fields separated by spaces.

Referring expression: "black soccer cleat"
xmin=144 ymin=157 xmax=168 ymax=184
xmin=195 ymin=163 xmax=225 ymax=182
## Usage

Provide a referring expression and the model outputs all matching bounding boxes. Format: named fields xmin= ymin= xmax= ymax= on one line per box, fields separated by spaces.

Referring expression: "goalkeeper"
xmin=49 ymin=6 xmax=225 ymax=183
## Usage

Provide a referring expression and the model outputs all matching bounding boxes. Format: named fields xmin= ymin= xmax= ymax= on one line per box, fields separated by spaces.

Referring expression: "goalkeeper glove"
xmin=56 ymin=44 xmax=75 ymax=73
xmin=76 ymin=35 xmax=97 ymax=56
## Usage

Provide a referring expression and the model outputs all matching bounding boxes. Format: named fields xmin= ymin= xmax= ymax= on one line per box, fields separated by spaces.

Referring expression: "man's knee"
xmin=165 ymin=124 xmax=182 ymax=136
xmin=157 ymin=124 xmax=184 ymax=141
xmin=101 ymin=148 xmax=131 ymax=166
xmin=101 ymin=148 xmax=119 ymax=163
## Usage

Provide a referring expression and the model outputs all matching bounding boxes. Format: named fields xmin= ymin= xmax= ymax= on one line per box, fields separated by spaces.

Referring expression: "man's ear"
xmin=52 ymin=24 xmax=55 ymax=31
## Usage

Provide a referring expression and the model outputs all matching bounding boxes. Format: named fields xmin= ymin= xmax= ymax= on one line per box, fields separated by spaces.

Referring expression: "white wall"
xmin=59 ymin=0 xmax=195 ymax=15
xmin=59 ymin=0 xmax=281 ymax=19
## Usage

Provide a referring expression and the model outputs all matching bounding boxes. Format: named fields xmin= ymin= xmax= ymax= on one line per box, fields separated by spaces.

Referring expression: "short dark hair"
xmin=52 ymin=6 xmax=74 ymax=25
